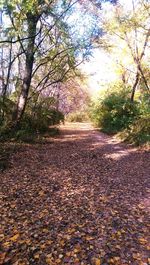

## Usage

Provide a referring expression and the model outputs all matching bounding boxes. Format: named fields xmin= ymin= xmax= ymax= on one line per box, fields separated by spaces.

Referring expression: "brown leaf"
xmin=0 ymin=253 xmax=6 ymax=264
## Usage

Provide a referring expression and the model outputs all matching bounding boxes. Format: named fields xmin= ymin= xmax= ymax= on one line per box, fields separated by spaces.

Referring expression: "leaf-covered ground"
xmin=0 ymin=122 xmax=150 ymax=265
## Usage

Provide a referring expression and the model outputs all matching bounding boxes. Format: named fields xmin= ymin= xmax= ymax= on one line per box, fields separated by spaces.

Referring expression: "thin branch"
xmin=32 ymin=46 xmax=74 ymax=77
xmin=34 ymin=0 xmax=79 ymax=52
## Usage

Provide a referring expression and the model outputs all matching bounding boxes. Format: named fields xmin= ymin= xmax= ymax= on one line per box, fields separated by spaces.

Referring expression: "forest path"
xmin=0 ymin=122 xmax=150 ymax=265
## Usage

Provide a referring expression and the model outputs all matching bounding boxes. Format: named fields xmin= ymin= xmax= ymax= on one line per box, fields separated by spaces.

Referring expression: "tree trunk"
xmin=15 ymin=14 xmax=38 ymax=126
xmin=138 ymin=64 xmax=150 ymax=92
xmin=131 ymin=71 xmax=140 ymax=102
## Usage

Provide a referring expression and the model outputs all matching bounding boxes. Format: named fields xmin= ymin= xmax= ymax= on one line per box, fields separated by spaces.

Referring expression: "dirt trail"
xmin=0 ymin=122 xmax=150 ymax=265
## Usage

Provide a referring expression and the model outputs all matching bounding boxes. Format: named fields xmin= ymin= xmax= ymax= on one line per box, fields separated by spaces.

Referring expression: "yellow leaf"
xmin=121 ymin=229 xmax=126 ymax=233
xmin=42 ymin=209 xmax=49 ymax=214
xmin=39 ymin=191 xmax=44 ymax=196
xmin=46 ymin=257 xmax=53 ymax=265
xmin=109 ymin=258 xmax=114 ymax=263
xmin=138 ymin=238 xmax=147 ymax=245
xmin=100 ymin=196 xmax=108 ymax=202
xmin=115 ymin=245 xmax=121 ymax=249
xmin=18 ymin=262 xmax=27 ymax=265
xmin=94 ymin=258 xmax=101 ymax=265
xmin=138 ymin=204 xmax=145 ymax=209
xmin=68 ymin=228 xmax=75 ymax=234
xmin=11 ymin=204 xmax=16 ymax=209
xmin=117 ymin=231 xmax=121 ymax=236
xmin=60 ymin=240 xmax=65 ymax=246
xmin=113 ymin=257 xmax=120 ymax=262
xmin=10 ymin=233 xmax=19 ymax=242
xmin=74 ymin=258 xmax=80 ymax=262
xmin=40 ymin=244 xmax=46 ymax=249
xmin=133 ymin=253 xmax=141 ymax=260
xmin=0 ymin=234 xmax=5 ymax=241
xmin=64 ymin=234 xmax=71 ymax=240
xmin=146 ymin=246 xmax=150 ymax=250
xmin=66 ymin=251 xmax=71 ymax=257
xmin=74 ymin=248 xmax=79 ymax=253
xmin=86 ymin=236 xmax=94 ymax=241
xmin=25 ymin=239 xmax=31 ymax=245
xmin=43 ymin=229 xmax=49 ymax=233
xmin=34 ymin=254 xmax=40 ymax=259
xmin=56 ymin=259 xmax=61 ymax=263
xmin=46 ymin=240 xmax=53 ymax=245
xmin=3 ymin=241 xmax=11 ymax=247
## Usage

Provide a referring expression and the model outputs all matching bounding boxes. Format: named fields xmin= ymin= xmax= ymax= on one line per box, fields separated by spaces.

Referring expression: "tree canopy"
xmin=0 ymin=0 xmax=116 ymax=125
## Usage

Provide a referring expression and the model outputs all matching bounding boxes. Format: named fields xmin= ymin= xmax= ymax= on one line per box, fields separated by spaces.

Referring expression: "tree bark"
xmin=15 ymin=14 xmax=38 ymax=126
xmin=131 ymin=71 xmax=140 ymax=102
xmin=138 ymin=64 xmax=150 ymax=92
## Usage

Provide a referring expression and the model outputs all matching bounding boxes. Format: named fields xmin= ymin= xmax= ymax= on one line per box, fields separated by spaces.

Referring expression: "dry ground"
xmin=0 ymin=122 xmax=150 ymax=265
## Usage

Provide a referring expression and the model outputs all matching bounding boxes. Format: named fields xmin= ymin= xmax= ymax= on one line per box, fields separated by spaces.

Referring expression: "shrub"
xmin=0 ymin=97 xmax=16 ymax=126
xmin=66 ymin=111 xmax=89 ymax=122
xmin=90 ymin=92 xmax=139 ymax=134
xmin=8 ymin=108 xmax=64 ymax=142
xmin=122 ymin=115 xmax=150 ymax=145
xmin=0 ymin=92 xmax=64 ymax=142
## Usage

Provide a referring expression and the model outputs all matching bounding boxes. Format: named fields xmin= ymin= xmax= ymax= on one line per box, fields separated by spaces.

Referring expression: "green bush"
xmin=66 ymin=111 xmax=89 ymax=122
xmin=0 ymin=96 xmax=16 ymax=126
xmin=0 ymin=93 xmax=64 ymax=142
xmin=139 ymin=93 xmax=150 ymax=115
xmin=122 ymin=115 xmax=150 ymax=145
xmin=7 ymin=107 xmax=64 ymax=142
xmin=14 ymin=129 xmax=35 ymax=142
xmin=90 ymin=92 xmax=139 ymax=134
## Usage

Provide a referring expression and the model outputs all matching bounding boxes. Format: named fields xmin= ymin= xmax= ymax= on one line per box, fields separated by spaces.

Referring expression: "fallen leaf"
xmin=34 ymin=253 xmax=40 ymax=259
xmin=46 ymin=257 xmax=53 ymax=265
xmin=10 ymin=233 xmax=20 ymax=242
xmin=39 ymin=191 xmax=45 ymax=196
xmin=3 ymin=241 xmax=11 ymax=247
xmin=138 ymin=238 xmax=148 ymax=245
xmin=94 ymin=258 xmax=101 ymax=265
xmin=0 ymin=253 xmax=6 ymax=264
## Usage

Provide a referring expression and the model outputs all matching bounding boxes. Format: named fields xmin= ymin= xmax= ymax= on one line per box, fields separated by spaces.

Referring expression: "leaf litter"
xmin=0 ymin=122 xmax=150 ymax=265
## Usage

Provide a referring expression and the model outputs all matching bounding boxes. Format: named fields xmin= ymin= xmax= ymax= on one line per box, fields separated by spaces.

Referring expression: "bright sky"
xmin=82 ymin=0 xmax=133 ymax=95
xmin=82 ymin=50 xmax=118 ymax=95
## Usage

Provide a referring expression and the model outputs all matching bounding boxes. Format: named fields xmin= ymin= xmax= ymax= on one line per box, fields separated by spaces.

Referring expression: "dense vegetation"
xmin=0 ymin=0 xmax=102 ymax=141
xmin=0 ymin=0 xmax=149 ymax=145
xmin=0 ymin=94 xmax=64 ymax=141
xmin=90 ymin=84 xmax=150 ymax=145
xmin=89 ymin=0 xmax=150 ymax=146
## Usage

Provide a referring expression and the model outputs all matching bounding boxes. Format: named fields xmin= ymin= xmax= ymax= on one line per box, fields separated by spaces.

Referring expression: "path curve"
xmin=0 ymin=122 xmax=150 ymax=265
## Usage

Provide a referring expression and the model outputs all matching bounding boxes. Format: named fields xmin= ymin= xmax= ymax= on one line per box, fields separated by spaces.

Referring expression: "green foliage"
xmin=0 ymin=94 xmax=64 ymax=142
xmin=66 ymin=111 xmax=89 ymax=122
xmin=139 ymin=93 xmax=150 ymax=115
xmin=0 ymin=97 xmax=16 ymax=126
xmin=90 ymin=91 xmax=139 ymax=134
xmin=20 ymin=107 xmax=64 ymax=134
xmin=90 ymin=86 xmax=150 ymax=145
xmin=120 ymin=94 xmax=150 ymax=145
xmin=121 ymin=115 xmax=150 ymax=146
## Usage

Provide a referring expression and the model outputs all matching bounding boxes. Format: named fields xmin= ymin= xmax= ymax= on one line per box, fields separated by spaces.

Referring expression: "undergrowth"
xmin=90 ymin=87 xmax=150 ymax=146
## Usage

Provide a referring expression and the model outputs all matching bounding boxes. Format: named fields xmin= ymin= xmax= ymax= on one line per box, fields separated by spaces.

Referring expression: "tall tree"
xmin=1 ymin=0 xmax=117 ymax=127
xmin=101 ymin=0 xmax=150 ymax=101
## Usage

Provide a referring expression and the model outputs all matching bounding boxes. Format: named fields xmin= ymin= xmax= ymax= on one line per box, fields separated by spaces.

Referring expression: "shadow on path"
xmin=0 ymin=122 xmax=150 ymax=265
